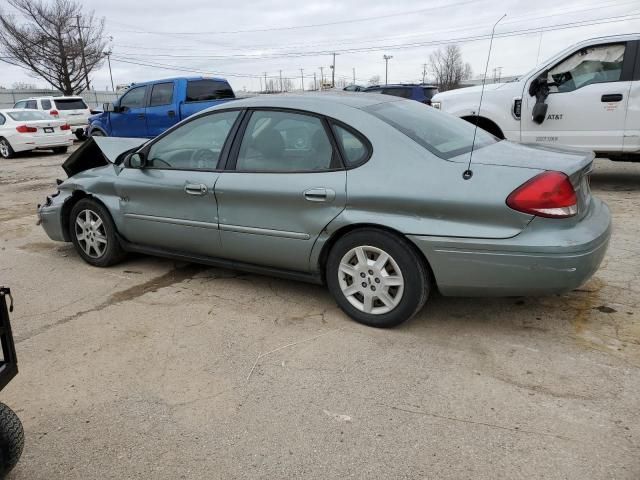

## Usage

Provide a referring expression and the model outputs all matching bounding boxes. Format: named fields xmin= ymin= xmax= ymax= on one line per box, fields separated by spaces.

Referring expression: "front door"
xmin=110 ymin=85 xmax=148 ymax=138
xmin=215 ymin=109 xmax=347 ymax=272
xmin=115 ymin=110 xmax=242 ymax=257
xmin=521 ymin=41 xmax=633 ymax=152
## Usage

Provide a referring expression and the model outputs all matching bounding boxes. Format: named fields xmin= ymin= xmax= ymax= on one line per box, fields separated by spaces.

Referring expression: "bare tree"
xmin=0 ymin=0 xmax=106 ymax=94
xmin=429 ymin=45 xmax=472 ymax=91
xmin=368 ymin=75 xmax=381 ymax=86
xmin=11 ymin=81 xmax=36 ymax=89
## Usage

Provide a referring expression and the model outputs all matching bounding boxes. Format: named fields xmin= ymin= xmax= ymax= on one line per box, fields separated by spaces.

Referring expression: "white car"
xmin=0 ymin=109 xmax=74 ymax=159
xmin=13 ymin=96 xmax=92 ymax=140
xmin=431 ymin=34 xmax=640 ymax=162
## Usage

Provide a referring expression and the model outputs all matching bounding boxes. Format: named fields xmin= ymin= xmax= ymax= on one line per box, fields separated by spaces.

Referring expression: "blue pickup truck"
xmin=87 ymin=77 xmax=235 ymax=138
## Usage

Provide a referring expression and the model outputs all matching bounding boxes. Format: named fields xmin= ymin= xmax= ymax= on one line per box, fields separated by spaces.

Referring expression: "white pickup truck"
xmin=431 ymin=34 xmax=640 ymax=161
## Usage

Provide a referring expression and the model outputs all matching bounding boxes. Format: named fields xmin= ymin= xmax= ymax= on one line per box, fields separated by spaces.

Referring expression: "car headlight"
xmin=431 ymin=101 xmax=441 ymax=110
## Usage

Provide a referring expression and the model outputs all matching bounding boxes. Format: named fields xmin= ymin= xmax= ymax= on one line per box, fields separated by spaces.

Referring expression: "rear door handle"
xmin=184 ymin=183 xmax=208 ymax=196
xmin=601 ymin=94 xmax=623 ymax=102
xmin=303 ymin=187 xmax=335 ymax=202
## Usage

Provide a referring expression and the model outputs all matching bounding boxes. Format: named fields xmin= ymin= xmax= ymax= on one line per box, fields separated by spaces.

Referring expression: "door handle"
xmin=184 ymin=183 xmax=208 ymax=196
xmin=137 ymin=113 xmax=146 ymax=119
xmin=601 ymin=94 xmax=623 ymax=102
xmin=168 ymin=110 xmax=176 ymax=118
xmin=303 ymin=188 xmax=335 ymax=202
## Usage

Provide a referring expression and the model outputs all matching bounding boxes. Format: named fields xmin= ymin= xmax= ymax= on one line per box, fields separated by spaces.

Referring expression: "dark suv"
xmin=363 ymin=84 xmax=439 ymax=105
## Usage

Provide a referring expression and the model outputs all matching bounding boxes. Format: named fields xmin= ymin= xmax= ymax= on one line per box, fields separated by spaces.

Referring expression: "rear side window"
xmin=41 ymin=99 xmax=52 ymax=110
xmin=54 ymin=98 xmax=88 ymax=110
xmin=186 ymin=80 xmax=235 ymax=102
xmin=382 ymin=88 xmax=412 ymax=98
xmin=365 ymin=101 xmax=496 ymax=160
xmin=149 ymin=82 xmax=174 ymax=107
xmin=332 ymin=124 xmax=369 ymax=167
xmin=25 ymin=100 xmax=37 ymax=109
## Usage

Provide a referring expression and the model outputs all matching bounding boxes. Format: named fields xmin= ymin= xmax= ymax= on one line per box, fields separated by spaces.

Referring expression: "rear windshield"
xmin=364 ymin=100 xmax=497 ymax=160
xmin=422 ymin=87 xmax=438 ymax=100
xmin=54 ymin=98 xmax=88 ymax=110
xmin=8 ymin=111 xmax=50 ymax=121
xmin=186 ymin=80 xmax=235 ymax=102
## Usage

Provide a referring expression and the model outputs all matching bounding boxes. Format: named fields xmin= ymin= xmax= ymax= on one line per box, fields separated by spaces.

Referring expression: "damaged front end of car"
xmin=37 ymin=137 xmax=147 ymax=241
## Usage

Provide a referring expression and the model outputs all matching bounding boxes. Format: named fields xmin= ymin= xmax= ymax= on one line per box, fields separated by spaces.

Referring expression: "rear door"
xmin=521 ymin=41 xmax=634 ymax=151
xmin=115 ymin=109 xmax=242 ymax=256
xmin=146 ymin=81 xmax=178 ymax=137
xmin=215 ymin=109 xmax=346 ymax=272
xmin=109 ymin=85 xmax=149 ymax=137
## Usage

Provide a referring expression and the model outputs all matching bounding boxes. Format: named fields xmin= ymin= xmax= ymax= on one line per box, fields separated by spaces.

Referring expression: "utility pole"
xmin=263 ymin=72 xmax=267 ymax=92
xmin=300 ymin=68 xmax=304 ymax=92
xmin=352 ymin=67 xmax=356 ymax=85
xmin=496 ymin=66 xmax=502 ymax=83
xmin=421 ymin=63 xmax=427 ymax=84
xmin=313 ymin=72 xmax=317 ymax=91
xmin=105 ymin=51 xmax=114 ymax=92
xmin=319 ymin=67 xmax=324 ymax=90
xmin=330 ymin=53 xmax=337 ymax=88
xmin=383 ymin=55 xmax=393 ymax=85
xmin=75 ymin=15 xmax=90 ymax=91
xmin=279 ymin=70 xmax=283 ymax=92
xmin=259 ymin=75 xmax=263 ymax=93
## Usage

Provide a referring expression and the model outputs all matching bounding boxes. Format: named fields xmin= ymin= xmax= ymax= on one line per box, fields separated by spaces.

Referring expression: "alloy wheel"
xmin=337 ymin=245 xmax=404 ymax=314
xmin=0 ymin=140 xmax=10 ymax=158
xmin=74 ymin=209 xmax=108 ymax=258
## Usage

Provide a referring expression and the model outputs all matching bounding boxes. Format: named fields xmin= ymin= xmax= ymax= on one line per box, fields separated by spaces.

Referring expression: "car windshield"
xmin=7 ymin=111 xmax=50 ymax=121
xmin=54 ymin=98 xmax=88 ymax=110
xmin=364 ymin=100 xmax=497 ymax=159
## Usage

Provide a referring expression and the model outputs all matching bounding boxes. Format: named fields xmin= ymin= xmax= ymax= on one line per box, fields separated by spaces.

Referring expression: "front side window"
xmin=25 ymin=100 xmax=37 ymax=109
xmin=146 ymin=110 xmax=240 ymax=170
xmin=0 ymin=114 xmax=5 ymax=126
xmin=236 ymin=110 xmax=335 ymax=172
xmin=332 ymin=124 xmax=369 ymax=167
xmin=149 ymin=83 xmax=174 ymax=107
xmin=548 ymin=43 xmax=626 ymax=93
xmin=14 ymin=101 xmax=26 ymax=109
xmin=186 ymin=80 xmax=235 ymax=102
xmin=41 ymin=99 xmax=52 ymax=110
xmin=365 ymin=101 xmax=496 ymax=160
xmin=119 ymin=87 xmax=146 ymax=110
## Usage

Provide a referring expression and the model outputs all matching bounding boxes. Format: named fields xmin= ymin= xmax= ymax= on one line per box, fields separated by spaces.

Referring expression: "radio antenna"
xmin=463 ymin=13 xmax=506 ymax=180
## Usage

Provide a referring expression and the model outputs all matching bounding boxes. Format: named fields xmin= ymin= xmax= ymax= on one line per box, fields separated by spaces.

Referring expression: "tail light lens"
xmin=16 ymin=125 xmax=38 ymax=133
xmin=506 ymin=171 xmax=577 ymax=218
xmin=60 ymin=124 xmax=71 ymax=130
xmin=49 ymin=110 xmax=59 ymax=116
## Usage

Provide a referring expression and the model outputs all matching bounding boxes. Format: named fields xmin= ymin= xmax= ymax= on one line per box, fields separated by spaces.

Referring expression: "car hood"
xmin=433 ymin=82 xmax=520 ymax=101
xmin=62 ymin=137 xmax=147 ymax=177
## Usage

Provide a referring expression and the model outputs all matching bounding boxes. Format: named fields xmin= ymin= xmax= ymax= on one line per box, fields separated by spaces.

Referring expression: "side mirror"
xmin=103 ymin=102 xmax=114 ymax=112
xmin=528 ymin=70 xmax=549 ymax=97
xmin=532 ymin=103 xmax=548 ymax=125
xmin=128 ymin=152 xmax=146 ymax=169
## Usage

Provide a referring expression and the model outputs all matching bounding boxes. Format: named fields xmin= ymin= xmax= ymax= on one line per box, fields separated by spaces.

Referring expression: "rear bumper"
xmin=409 ymin=198 xmax=611 ymax=296
xmin=11 ymin=133 xmax=74 ymax=153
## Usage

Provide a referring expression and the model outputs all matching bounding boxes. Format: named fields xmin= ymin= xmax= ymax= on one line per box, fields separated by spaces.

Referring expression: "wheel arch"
xmin=316 ymin=223 xmax=438 ymax=291
xmin=460 ymin=115 xmax=505 ymax=139
xmin=60 ymin=190 xmax=113 ymax=241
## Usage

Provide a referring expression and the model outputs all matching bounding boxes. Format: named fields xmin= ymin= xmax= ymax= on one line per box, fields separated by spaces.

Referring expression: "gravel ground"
xmin=0 ymin=146 xmax=638 ymax=479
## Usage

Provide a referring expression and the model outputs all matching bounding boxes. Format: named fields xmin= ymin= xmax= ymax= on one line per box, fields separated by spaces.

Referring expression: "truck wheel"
xmin=0 ymin=138 xmax=15 ymax=159
xmin=75 ymin=131 xmax=87 ymax=141
xmin=0 ymin=402 xmax=24 ymax=478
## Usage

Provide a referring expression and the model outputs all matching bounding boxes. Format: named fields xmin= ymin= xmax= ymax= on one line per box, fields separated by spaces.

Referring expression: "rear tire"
xmin=0 ymin=402 xmax=24 ymax=478
xmin=0 ymin=138 xmax=15 ymax=159
xmin=52 ymin=147 xmax=68 ymax=154
xmin=75 ymin=131 xmax=86 ymax=141
xmin=70 ymin=198 xmax=126 ymax=267
xmin=326 ymin=229 xmax=430 ymax=328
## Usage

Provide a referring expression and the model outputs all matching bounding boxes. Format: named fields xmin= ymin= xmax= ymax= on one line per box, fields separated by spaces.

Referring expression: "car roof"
xmin=203 ymin=92 xmax=402 ymax=114
xmin=15 ymin=96 xmax=84 ymax=101
xmin=130 ymin=76 xmax=228 ymax=87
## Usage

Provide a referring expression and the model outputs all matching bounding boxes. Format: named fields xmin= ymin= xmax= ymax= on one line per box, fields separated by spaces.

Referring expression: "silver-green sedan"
xmin=38 ymin=93 xmax=611 ymax=328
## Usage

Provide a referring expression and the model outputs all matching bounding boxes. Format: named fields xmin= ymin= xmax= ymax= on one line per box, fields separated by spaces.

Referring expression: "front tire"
xmin=0 ymin=138 xmax=15 ymax=159
xmin=0 ymin=402 xmax=24 ymax=478
xmin=326 ymin=229 xmax=430 ymax=328
xmin=70 ymin=198 xmax=126 ymax=267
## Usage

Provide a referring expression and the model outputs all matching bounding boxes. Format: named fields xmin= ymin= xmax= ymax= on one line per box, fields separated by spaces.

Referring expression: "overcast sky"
xmin=2 ymin=0 xmax=640 ymax=92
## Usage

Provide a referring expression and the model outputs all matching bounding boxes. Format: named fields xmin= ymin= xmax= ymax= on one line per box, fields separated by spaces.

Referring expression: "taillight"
xmin=60 ymin=124 xmax=71 ymax=130
xmin=16 ymin=125 xmax=37 ymax=133
xmin=50 ymin=110 xmax=59 ymax=116
xmin=506 ymin=171 xmax=577 ymax=218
